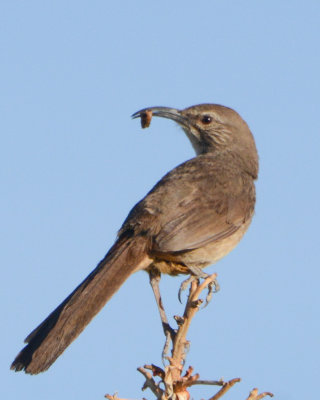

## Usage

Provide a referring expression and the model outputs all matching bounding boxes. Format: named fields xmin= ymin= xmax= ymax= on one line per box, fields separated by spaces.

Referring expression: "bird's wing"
xmin=120 ymin=156 xmax=255 ymax=252
xmin=153 ymin=187 xmax=249 ymax=252
xmin=123 ymin=156 xmax=254 ymax=253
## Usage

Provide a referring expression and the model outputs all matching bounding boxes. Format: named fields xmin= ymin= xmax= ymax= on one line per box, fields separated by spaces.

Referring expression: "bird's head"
xmin=132 ymin=103 xmax=258 ymax=178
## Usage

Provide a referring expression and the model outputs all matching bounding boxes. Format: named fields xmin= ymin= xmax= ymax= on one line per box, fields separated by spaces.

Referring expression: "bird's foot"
xmin=179 ymin=266 xmax=219 ymax=307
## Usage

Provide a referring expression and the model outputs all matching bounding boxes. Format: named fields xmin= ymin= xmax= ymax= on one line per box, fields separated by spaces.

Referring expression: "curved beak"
xmin=131 ymin=106 xmax=188 ymax=128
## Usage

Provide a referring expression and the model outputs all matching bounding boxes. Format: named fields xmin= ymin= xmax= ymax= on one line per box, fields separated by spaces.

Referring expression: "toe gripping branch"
xmin=179 ymin=266 xmax=220 ymax=306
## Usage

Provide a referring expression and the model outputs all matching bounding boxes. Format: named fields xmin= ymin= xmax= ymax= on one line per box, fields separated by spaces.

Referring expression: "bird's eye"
xmin=201 ymin=115 xmax=212 ymax=124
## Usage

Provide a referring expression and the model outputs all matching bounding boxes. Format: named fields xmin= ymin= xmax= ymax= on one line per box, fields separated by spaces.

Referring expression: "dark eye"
xmin=201 ymin=115 xmax=212 ymax=124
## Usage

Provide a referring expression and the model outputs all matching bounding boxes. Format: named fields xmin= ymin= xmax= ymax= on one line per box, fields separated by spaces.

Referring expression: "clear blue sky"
xmin=2 ymin=1 xmax=319 ymax=399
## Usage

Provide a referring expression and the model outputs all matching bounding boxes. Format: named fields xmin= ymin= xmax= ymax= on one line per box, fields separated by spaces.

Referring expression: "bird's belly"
xmin=151 ymin=220 xmax=251 ymax=275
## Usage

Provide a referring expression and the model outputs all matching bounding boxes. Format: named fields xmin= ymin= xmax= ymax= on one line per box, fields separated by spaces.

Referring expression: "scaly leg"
xmin=148 ymin=269 xmax=175 ymax=361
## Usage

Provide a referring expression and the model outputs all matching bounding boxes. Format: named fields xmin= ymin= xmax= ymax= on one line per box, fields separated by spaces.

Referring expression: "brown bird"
xmin=11 ymin=104 xmax=258 ymax=374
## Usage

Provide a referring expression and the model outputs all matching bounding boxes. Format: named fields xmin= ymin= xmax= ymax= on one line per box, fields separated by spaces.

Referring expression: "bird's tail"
xmin=11 ymin=234 xmax=151 ymax=374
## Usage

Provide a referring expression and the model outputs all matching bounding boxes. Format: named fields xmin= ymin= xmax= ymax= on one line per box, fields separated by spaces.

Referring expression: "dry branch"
xmin=246 ymin=388 xmax=274 ymax=400
xmin=105 ymin=273 xmax=273 ymax=400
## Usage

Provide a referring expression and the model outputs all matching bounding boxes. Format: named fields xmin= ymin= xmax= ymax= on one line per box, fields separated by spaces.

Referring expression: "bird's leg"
xmin=148 ymin=268 xmax=175 ymax=361
xmin=179 ymin=266 xmax=220 ymax=307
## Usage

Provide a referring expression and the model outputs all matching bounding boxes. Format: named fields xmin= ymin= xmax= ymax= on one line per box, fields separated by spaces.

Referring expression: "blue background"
xmin=2 ymin=1 xmax=319 ymax=399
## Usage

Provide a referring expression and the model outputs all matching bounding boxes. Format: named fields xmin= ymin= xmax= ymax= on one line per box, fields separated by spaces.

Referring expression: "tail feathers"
xmin=11 ymin=234 xmax=151 ymax=374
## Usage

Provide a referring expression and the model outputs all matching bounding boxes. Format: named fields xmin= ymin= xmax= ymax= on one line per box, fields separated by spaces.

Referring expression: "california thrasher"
xmin=11 ymin=104 xmax=258 ymax=374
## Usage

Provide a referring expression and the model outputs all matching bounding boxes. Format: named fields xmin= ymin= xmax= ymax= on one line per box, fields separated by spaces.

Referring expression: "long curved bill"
xmin=131 ymin=106 xmax=188 ymax=129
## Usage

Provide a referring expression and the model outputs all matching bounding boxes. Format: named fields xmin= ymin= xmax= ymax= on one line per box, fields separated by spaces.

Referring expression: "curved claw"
xmin=203 ymin=277 xmax=220 ymax=308
xmin=212 ymin=277 xmax=220 ymax=293
xmin=203 ymin=281 xmax=214 ymax=308
xmin=178 ymin=276 xmax=195 ymax=303
xmin=179 ymin=268 xmax=220 ymax=307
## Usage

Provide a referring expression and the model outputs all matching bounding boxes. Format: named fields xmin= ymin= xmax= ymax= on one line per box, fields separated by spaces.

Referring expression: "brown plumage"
xmin=11 ymin=104 xmax=258 ymax=374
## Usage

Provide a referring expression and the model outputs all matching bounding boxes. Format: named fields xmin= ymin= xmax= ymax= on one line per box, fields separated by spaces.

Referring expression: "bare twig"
xmin=105 ymin=274 xmax=273 ymax=400
xmin=105 ymin=395 xmax=145 ymax=400
xmin=139 ymin=274 xmax=220 ymax=400
xmin=246 ymin=388 xmax=274 ymax=400
xmin=104 ymin=393 xmax=130 ymax=400
xmin=137 ymin=366 xmax=164 ymax=399
xmin=171 ymin=274 xmax=218 ymax=375
xmin=105 ymin=393 xmax=118 ymax=400
xmin=207 ymin=377 xmax=241 ymax=400
xmin=189 ymin=379 xmax=224 ymax=387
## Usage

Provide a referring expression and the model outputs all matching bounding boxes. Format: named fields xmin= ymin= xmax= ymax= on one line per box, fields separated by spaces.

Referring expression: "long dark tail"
xmin=11 ymin=234 xmax=151 ymax=374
